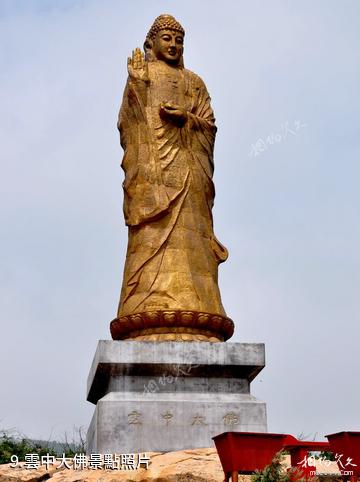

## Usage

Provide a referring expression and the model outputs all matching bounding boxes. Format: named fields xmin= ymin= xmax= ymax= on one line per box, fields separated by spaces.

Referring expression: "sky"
xmin=0 ymin=0 xmax=359 ymax=444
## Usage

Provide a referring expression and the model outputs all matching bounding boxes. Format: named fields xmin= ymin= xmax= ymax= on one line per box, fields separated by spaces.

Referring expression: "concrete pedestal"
xmin=87 ymin=341 xmax=267 ymax=453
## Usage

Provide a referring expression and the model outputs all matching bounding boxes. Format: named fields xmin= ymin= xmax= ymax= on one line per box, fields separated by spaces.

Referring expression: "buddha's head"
xmin=144 ymin=14 xmax=185 ymax=66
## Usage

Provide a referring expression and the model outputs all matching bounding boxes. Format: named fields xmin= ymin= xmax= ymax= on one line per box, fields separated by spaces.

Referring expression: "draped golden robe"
xmin=117 ymin=59 xmax=229 ymax=327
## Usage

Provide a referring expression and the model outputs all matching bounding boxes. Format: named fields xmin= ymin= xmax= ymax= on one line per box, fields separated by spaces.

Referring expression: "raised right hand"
xmin=127 ymin=48 xmax=149 ymax=83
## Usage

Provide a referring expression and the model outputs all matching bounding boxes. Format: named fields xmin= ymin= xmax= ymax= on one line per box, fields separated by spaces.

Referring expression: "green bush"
xmin=0 ymin=432 xmax=57 ymax=464
xmin=0 ymin=426 xmax=86 ymax=464
xmin=251 ymin=451 xmax=315 ymax=482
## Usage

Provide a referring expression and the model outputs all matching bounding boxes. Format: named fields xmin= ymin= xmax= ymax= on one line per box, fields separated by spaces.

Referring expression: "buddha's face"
xmin=152 ymin=29 xmax=184 ymax=65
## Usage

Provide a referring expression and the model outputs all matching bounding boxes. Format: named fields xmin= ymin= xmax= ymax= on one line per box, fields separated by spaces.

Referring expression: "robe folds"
xmin=117 ymin=60 xmax=228 ymax=318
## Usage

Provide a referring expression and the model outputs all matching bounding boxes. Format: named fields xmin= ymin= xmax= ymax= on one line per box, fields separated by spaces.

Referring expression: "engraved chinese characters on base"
xmin=87 ymin=341 xmax=267 ymax=453
xmin=111 ymin=14 xmax=233 ymax=342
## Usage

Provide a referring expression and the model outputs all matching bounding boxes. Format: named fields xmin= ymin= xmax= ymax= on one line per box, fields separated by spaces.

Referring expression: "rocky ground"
xmin=0 ymin=448 xmax=343 ymax=482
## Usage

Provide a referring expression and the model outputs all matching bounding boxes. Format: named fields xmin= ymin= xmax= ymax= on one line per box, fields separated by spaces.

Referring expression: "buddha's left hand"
xmin=160 ymin=102 xmax=188 ymax=126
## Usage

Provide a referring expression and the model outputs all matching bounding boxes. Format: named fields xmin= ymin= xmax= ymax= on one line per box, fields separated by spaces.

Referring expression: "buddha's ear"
xmin=144 ymin=39 xmax=154 ymax=61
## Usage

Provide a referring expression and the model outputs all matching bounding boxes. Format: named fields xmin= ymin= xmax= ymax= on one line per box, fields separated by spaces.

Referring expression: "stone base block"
xmin=87 ymin=341 xmax=267 ymax=453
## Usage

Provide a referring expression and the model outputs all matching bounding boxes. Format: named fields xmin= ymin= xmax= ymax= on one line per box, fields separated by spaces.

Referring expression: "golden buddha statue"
xmin=110 ymin=14 xmax=234 ymax=342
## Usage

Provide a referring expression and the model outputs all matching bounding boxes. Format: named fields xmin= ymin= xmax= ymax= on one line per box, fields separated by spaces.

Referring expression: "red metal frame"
xmin=326 ymin=431 xmax=360 ymax=481
xmin=213 ymin=431 xmax=289 ymax=477
xmin=213 ymin=431 xmax=332 ymax=482
xmin=283 ymin=438 xmax=331 ymax=480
